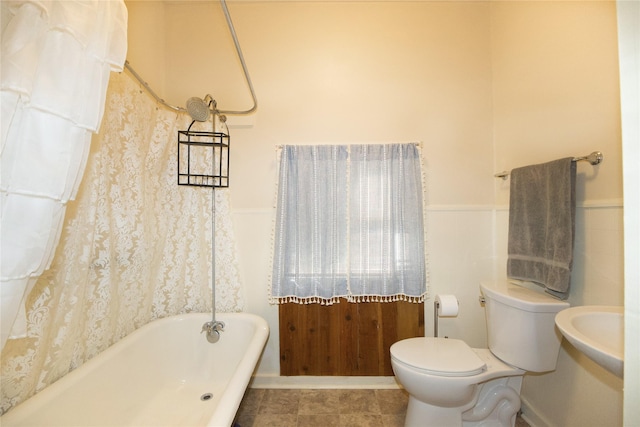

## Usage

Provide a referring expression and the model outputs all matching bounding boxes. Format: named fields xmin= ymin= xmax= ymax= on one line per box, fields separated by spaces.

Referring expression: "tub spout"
xmin=201 ymin=320 xmax=225 ymax=343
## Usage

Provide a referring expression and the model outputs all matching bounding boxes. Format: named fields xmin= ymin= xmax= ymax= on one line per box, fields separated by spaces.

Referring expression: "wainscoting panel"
xmin=279 ymin=301 xmax=424 ymax=376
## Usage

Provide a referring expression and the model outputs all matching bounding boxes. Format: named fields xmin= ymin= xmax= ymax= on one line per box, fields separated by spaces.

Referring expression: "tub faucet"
xmin=201 ymin=320 xmax=225 ymax=344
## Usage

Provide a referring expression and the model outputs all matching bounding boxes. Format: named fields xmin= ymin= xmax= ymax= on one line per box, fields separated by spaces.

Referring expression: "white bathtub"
xmin=1 ymin=312 xmax=269 ymax=427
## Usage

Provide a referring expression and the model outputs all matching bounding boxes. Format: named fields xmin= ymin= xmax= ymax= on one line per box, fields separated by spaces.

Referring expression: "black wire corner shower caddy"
xmin=178 ymin=121 xmax=230 ymax=188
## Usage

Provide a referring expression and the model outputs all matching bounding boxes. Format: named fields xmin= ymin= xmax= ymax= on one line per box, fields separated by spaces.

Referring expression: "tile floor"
xmin=233 ymin=388 xmax=531 ymax=427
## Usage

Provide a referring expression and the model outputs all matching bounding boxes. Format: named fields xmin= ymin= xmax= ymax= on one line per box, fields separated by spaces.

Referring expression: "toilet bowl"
xmin=390 ymin=280 xmax=569 ymax=427
xmin=391 ymin=339 xmax=524 ymax=426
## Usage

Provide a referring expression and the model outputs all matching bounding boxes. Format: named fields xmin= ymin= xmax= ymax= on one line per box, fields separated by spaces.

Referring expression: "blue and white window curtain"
xmin=270 ymin=143 xmax=427 ymax=304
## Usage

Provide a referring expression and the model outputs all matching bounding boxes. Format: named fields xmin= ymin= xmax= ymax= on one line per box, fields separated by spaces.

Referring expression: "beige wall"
xmin=125 ymin=2 xmax=624 ymax=425
xmin=491 ymin=1 xmax=622 ymax=206
xmin=125 ymin=1 xmax=167 ymax=101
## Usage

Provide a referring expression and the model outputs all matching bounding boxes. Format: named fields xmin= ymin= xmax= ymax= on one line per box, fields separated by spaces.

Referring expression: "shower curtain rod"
xmin=124 ymin=61 xmax=183 ymax=112
xmin=123 ymin=0 xmax=257 ymax=116
xmin=494 ymin=151 xmax=603 ymax=179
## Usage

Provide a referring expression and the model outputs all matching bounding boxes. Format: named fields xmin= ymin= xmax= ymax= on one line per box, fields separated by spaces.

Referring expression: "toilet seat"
xmin=390 ymin=337 xmax=486 ymax=377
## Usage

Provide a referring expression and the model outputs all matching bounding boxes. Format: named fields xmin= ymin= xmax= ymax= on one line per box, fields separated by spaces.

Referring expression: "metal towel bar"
xmin=494 ymin=151 xmax=603 ymax=180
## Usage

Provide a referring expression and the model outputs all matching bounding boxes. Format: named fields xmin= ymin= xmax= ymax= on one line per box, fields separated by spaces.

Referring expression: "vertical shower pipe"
xmin=209 ymin=0 xmax=253 ymax=341
xmin=201 ymin=0 xmax=256 ymax=343
xmin=202 ymin=113 xmax=226 ymax=344
xmin=211 ymin=177 xmax=216 ymax=320
xmin=210 ymin=0 xmax=252 ymax=333
xmin=213 ymin=108 xmax=220 ymax=330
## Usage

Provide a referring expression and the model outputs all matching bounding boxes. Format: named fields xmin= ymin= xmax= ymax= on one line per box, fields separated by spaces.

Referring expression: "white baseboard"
xmin=249 ymin=375 xmax=401 ymax=390
xmin=520 ymin=396 xmax=553 ymax=427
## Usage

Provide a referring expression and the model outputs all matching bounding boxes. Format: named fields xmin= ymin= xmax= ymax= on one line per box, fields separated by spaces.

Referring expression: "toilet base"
xmin=405 ymin=396 xmax=475 ymax=427
xmin=462 ymin=376 xmax=522 ymax=427
xmin=403 ymin=376 xmax=524 ymax=427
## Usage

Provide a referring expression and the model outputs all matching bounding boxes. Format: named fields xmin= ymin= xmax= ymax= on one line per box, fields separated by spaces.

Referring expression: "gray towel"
xmin=507 ymin=157 xmax=576 ymax=299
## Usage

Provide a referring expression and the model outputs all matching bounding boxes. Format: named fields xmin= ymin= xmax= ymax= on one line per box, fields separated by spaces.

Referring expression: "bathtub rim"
xmin=1 ymin=312 xmax=269 ymax=427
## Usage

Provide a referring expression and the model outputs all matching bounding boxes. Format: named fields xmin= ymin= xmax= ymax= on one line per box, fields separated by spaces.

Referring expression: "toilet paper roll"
xmin=435 ymin=294 xmax=459 ymax=317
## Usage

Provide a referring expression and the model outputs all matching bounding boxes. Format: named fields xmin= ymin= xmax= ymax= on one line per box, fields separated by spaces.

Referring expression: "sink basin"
xmin=555 ymin=305 xmax=623 ymax=377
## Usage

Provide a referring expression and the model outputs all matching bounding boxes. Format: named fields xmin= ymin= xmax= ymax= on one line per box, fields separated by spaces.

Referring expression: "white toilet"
xmin=390 ymin=280 xmax=569 ymax=427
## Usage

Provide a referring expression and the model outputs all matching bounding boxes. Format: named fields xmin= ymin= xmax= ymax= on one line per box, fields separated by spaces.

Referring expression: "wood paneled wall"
xmin=279 ymin=301 xmax=424 ymax=376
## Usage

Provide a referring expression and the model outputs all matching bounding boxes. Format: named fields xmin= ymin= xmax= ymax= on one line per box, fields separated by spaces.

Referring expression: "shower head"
xmin=186 ymin=96 xmax=213 ymax=122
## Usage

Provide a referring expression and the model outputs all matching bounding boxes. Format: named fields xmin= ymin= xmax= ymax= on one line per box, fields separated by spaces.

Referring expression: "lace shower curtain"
xmin=270 ymin=144 xmax=427 ymax=304
xmin=0 ymin=71 xmax=244 ymax=414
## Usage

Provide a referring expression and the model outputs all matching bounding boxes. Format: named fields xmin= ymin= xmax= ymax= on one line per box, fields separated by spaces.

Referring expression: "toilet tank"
xmin=480 ymin=280 xmax=569 ymax=372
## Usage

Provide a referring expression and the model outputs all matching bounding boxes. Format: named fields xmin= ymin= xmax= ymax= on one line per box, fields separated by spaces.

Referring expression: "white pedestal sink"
xmin=555 ymin=305 xmax=624 ymax=377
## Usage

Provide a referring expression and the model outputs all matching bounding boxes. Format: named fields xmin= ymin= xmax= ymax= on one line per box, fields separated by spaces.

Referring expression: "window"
xmin=270 ymin=143 xmax=426 ymax=304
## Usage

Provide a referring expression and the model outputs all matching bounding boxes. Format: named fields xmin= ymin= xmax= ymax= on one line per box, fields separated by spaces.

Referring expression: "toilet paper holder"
xmin=433 ymin=294 xmax=459 ymax=338
xmin=434 ymin=300 xmax=448 ymax=338
xmin=434 ymin=300 xmax=442 ymax=337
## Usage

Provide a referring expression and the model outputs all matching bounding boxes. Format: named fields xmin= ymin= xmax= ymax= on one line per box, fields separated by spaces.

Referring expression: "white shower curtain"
xmin=0 ymin=70 xmax=244 ymax=414
xmin=1 ymin=0 xmax=127 ymax=349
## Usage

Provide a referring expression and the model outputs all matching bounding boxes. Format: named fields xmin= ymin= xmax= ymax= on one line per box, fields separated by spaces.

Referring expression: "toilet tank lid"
xmin=480 ymin=280 xmax=570 ymax=313
xmin=390 ymin=337 xmax=486 ymax=377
